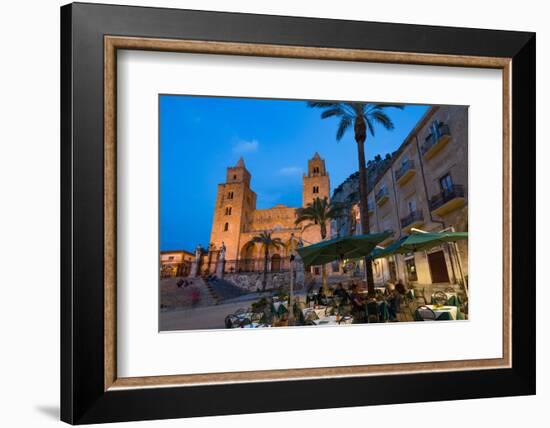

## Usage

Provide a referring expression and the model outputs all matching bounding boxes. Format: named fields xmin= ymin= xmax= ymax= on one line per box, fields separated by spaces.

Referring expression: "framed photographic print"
xmin=60 ymin=2 xmax=535 ymax=424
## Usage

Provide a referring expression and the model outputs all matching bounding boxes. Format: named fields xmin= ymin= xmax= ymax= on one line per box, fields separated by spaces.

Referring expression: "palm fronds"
xmin=308 ymin=101 xmax=403 ymax=142
xmin=295 ymin=197 xmax=346 ymax=239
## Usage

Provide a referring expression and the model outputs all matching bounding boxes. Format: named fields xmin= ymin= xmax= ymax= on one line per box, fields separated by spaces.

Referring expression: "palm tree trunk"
xmin=262 ymin=247 xmax=268 ymax=291
xmin=355 ymin=133 xmax=375 ymax=296
xmin=320 ymin=226 xmax=328 ymax=292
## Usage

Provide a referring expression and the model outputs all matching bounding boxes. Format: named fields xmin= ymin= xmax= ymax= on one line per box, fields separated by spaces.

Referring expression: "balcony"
xmin=400 ymin=210 xmax=424 ymax=232
xmin=375 ymin=187 xmax=390 ymax=206
xmin=368 ymin=202 xmax=375 ymax=215
xmin=429 ymin=185 xmax=466 ymax=216
xmin=421 ymin=122 xmax=451 ymax=160
xmin=395 ymin=160 xmax=416 ymax=186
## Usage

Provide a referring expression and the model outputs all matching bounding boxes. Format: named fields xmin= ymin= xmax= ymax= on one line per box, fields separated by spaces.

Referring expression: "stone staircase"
xmin=160 ymin=276 xmax=218 ymax=310
xmin=205 ymin=277 xmax=248 ymax=302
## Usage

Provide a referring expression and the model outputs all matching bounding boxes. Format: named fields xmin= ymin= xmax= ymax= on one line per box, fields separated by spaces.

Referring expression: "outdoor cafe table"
xmin=303 ymin=306 xmax=328 ymax=319
xmin=431 ymin=292 xmax=461 ymax=307
xmin=242 ymin=323 xmax=271 ymax=328
xmin=426 ymin=304 xmax=462 ymax=320
xmin=313 ymin=315 xmax=353 ymax=326
xmin=352 ymin=294 xmax=391 ymax=321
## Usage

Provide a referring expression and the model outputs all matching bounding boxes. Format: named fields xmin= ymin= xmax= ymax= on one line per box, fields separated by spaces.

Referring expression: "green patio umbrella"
xmin=370 ymin=231 xmax=468 ymax=258
xmin=400 ymin=231 xmax=468 ymax=252
xmin=370 ymin=236 xmax=409 ymax=259
xmin=296 ymin=232 xmax=391 ymax=267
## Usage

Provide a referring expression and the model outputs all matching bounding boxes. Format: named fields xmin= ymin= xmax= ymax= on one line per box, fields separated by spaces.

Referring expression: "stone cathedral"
xmin=208 ymin=153 xmax=331 ymax=266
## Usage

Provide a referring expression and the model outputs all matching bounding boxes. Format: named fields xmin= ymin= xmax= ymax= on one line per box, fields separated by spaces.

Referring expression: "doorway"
xmin=388 ymin=260 xmax=397 ymax=282
xmin=428 ymin=250 xmax=450 ymax=283
xmin=405 ymin=257 xmax=418 ymax=282
xmin=271 ymin=254 xmax=281 ymax=272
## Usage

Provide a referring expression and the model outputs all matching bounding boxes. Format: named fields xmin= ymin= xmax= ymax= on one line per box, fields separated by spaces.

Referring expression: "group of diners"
xmin=306 ymin=280 xmax=411 ymax=323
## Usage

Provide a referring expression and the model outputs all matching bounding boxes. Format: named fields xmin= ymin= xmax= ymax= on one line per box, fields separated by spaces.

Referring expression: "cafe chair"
xmin=432 ymin=290 xmax=448 ymax=305
xmin=239 ymin=317 xmax=252 ymax=327
xmin=366 ymin=300 xmax=380 ymax=323
xmin=436 ymin=312 xmax=452 ymax=321
xmin=224 ymin=314 xmax=239 ymax=328
xmin=304 ymin=310 xmax=320 ymax=322
xmin=414 ymin=305 xmax=436 ymax=321
xmin=415 ymin=287 xmax=428 ymax=305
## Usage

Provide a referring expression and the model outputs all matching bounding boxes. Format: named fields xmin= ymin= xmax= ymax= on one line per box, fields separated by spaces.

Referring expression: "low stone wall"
xmin=224 ymin=271 xmax=306 ymax=292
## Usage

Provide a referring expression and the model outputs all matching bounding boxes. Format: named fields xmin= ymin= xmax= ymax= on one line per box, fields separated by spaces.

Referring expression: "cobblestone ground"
xmin=160 ymin=298 xmax=259 ymax=331
xmin=158 ymin=290 xmax=423 ymax=331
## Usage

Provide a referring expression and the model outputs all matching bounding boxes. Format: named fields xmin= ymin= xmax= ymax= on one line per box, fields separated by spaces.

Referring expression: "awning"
xmin=297 ymin=232 xmax=391 ymax=267
xmin=370 ymin=231 xmax=467 ymax=258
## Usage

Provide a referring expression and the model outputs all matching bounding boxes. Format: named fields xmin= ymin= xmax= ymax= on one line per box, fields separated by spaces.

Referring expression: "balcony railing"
xmin=395 ymin=160 xmax=415 ymax=182
xmin=400 ymin=210 xmax=424 ymax=228
xmin=421 ymin=122 xmax=451 ymax=158
xmin=375 ymin=187 xmax=390 ymax=205
xmin=429 ymin=185 xmax=465 ymax=212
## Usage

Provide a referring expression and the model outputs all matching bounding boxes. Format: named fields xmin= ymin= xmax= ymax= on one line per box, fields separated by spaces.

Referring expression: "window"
xmin=439 ymin=173 xmax=453 ymax=193
xmin=313 ymin=186 xmax=319 ymax=194
xmin=223 ymin=222 xmax=229 ymax=232
xmin=225 ymin=207 xmax=232 ymax=215
xmin=227 ymin=191 xmax=234 ymax=200
xmin=233 ymin=174 xmax=237 ymax=180
xmin=383 ymin=217 xmax=392 ymax=232
xmin=405 ymin=257 xmax=418 ymax=281
xmin=168 ymin=256 xmax=174 ymax=261
xmin=313 ymin=166 xmax=319 ymax=174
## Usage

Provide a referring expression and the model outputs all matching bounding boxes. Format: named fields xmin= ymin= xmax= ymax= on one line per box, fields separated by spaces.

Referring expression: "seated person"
xmin=333 ymin=282 xmax=342 ymax=295
xmin=395 ymin=280 xmax=407 ymax=296
xmin=333 ymin=283 xmax=350 ymax=302
xmin=306 ymin=283 xmax=315 ymax=304
xmin=383 ymin=281 xmax=394 ymax=296
xmin=385 ymin=284 xmax=401 ymax=321
xmin=317 ymin=286 xmax=327 ymax=305
xmin=349 ymin=284 xmax=366 ymax=322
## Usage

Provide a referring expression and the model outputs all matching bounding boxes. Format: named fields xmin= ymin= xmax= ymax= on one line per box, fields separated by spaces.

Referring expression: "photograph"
xmin=159 ymin=95 xmax=469 ymax=331
xmin=0 ymin=0 xmax=540 ymax=425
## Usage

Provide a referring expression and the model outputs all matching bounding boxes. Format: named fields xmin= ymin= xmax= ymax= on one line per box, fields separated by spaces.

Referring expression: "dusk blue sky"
xmin=160 ymin=95 xmax=429 ymax=251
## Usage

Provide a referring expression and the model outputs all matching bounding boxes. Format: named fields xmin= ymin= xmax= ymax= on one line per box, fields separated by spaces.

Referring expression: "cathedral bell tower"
xmin=302 ymin=152 xmax=330 ymax=206
xmin=209 ymin=157 xmax=256 ymax=261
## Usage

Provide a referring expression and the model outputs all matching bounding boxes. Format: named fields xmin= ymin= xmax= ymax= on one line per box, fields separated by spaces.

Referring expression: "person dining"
xmin=333 ymin=283 xmax=349 ymax=302
xmin=306 ymin=283 xmax=316 ymax=304
xmin=317 ymin=286 xmax=327 ymax=305
xmin=395 ymin=280 xmax=407 ymax=296
xmin=385 ymin=283 xmax=401 ymax=321
xmin=349 ymin=284 xmax=366 ymax=323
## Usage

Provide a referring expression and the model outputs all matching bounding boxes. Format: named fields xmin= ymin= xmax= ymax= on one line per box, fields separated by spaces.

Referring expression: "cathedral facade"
xmin=208 ymin=153 xmax=330 ymax=272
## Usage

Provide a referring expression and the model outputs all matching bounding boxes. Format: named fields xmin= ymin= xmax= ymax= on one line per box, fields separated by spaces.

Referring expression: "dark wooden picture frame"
xmin=61 ymin=2 xmax=535 ymax=424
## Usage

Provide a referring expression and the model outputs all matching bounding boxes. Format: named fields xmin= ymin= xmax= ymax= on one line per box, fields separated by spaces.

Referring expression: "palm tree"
xmin=246 ymin=230 xmax=284 ymax=291
xmin=308 ymin=101 xmax=403 ymax=295
xmin=295 ymin=197 xmax=345 ymax=290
